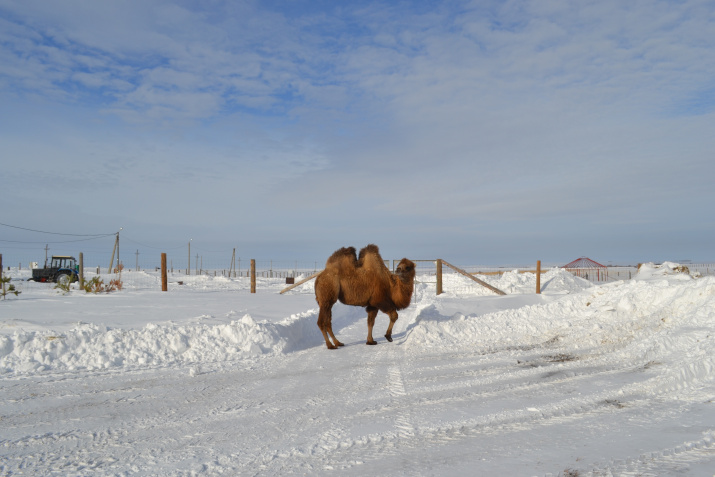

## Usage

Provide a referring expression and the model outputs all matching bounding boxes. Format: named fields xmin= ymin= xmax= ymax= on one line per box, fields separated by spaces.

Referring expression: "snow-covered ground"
xmin=1 ymin=264 xmax=714 ymax=476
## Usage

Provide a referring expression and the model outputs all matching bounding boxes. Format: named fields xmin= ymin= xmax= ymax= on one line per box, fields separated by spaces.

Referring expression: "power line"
xmin=0 ymin=222 xmax=116 ymax=237
xmin=122 ymin=235 xmax=186 ymax=251
xmin=192 ymin=245 xmax=236 ymax=254
xmin=0 ymin=236 xmax=116 ymax=244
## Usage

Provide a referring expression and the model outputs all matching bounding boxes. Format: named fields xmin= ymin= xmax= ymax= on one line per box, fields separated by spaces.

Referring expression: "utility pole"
xmin=135 ymin=249 xmax=139 ymax=271
xmin=108 ymin=227 xmax=122 ymax=273
xmin=79 ymin=253 xmax=84 ymax=289
xmin=44 ymin=244 xmax=49 ymax=267
xmin=187 ymin=239 xmax=192 ymax=275
xmin=108 ymin=235 xmax=117 ymax=273
xmin=116 ymin=227 xmax=122 ymax=271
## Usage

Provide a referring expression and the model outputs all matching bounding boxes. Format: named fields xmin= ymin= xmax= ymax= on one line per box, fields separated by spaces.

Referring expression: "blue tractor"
xmin=31 ymin=255 xmax=80 ymax=285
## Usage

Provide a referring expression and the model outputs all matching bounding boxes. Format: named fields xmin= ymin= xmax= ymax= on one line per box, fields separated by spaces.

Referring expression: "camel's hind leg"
xmin=366 ymin=307 xmax=378 ymax=345
xmin=327 ymin=323 xmax=344 ymax=348
xmin=315 ymin=274 xmax=343 ymax=350
xmin=384 ymin=310 xmax=399 ymax=342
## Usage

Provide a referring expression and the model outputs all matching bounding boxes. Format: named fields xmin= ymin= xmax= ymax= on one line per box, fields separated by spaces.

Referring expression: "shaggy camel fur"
xmin=314 ymin=244 xmax=416 ymax=349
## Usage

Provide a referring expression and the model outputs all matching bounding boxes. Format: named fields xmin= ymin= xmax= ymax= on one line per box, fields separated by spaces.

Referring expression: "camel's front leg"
xmin=317 ymin=306 xmax=339 ymax=349
xmin=366 ymin=307 xmax=378 ymax=345
xmin=384 ymin=310 xmax=399 ymax=342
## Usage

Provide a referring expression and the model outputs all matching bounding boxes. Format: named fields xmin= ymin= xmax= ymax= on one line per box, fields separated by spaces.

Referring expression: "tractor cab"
xmin=50 ymin=256 xmax=78 ymax=271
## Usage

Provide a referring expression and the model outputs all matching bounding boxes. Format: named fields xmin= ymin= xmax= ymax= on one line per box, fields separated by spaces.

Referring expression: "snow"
xmin=1 ymin=264 xmax=714 ymax=476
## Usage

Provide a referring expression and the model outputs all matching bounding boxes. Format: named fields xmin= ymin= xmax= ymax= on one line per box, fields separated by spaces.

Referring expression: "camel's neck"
xmin=390 ymin=275 xmax=414 ymax=309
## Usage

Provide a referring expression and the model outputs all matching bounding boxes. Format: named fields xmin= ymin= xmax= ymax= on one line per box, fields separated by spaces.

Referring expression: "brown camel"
xmin=314 ymin=244 xmax=416 ymax=349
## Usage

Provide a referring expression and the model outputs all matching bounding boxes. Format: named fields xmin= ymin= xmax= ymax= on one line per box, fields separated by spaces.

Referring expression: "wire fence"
xmin=2 ymin=250 xmax=714 ymax=296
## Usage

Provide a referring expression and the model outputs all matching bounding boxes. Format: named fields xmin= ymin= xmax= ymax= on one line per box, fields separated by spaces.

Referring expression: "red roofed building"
xmin=562 ymin=257 xmax=608 ymax=281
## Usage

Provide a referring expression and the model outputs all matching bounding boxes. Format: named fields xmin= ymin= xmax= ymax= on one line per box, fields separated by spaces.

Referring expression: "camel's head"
xmin=395 ymin=258 xmax=416 ymax=282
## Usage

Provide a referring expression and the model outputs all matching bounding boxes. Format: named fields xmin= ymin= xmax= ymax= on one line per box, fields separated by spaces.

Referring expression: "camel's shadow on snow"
xmin=283 ymin=304 xmax=371 ymax=353
xmin=286 ymin=302 xmax=422 ymax=352
xmin=287 ymin=303 xmax=425 ymax=352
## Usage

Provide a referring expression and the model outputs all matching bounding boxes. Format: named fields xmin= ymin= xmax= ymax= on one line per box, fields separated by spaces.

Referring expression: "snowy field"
xmin=1 ymin=264 xmax=714 ymax=476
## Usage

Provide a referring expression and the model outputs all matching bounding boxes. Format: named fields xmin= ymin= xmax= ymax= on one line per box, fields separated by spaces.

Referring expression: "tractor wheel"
xmin=56 ymin=273 xmax=72 ymax=287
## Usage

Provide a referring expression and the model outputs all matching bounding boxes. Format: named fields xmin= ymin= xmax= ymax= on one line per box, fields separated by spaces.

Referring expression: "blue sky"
xmin=1 ymin=0 xmax=714 ymax=266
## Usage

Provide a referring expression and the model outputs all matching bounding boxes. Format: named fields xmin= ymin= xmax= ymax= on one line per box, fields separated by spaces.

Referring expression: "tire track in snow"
xmin=258 ymin=336 xmax=715 ymax=474
xmin=238 ymin=304 xmax=649 ymax=472
xmin=21 ymin=325 xmax=703 ymax=477
xmin=229 ymin=312 xmax=392 ymax=473
xmin=242 ymin=310 xmax=422 ymax=474
xmin=388 ymin=363 xmax=416 ymax=439
xmin=563 ymin=430 xmax=715 ymax=476
xmin=0 ymin=359 xmax=283 ymax=475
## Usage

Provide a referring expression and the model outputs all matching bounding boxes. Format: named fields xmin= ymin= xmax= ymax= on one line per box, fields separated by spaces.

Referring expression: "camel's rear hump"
xmin=325 ymin=246 xmax=358 ymax=267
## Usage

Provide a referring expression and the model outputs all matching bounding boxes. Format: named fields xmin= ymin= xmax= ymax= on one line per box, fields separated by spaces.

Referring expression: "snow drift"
xmin=0 ymin=310 xmax=331 ymax=374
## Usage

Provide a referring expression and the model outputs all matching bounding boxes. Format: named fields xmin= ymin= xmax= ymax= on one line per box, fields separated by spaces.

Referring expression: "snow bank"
xmin=0 ymin=310 xmax=327 ymax=375
xmin=407 ymin=269 xmax=715 ymax=371
xmin=634 ymin=261 xmax=698 ymax=280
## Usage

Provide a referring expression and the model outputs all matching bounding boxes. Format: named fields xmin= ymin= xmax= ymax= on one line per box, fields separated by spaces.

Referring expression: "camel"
xmin=314 ymin=244 xmax=416 ymax=349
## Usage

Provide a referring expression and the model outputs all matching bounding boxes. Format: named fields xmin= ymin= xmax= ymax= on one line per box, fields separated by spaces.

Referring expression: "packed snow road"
xmin=1 ymin=265 xmax=714 ymax=476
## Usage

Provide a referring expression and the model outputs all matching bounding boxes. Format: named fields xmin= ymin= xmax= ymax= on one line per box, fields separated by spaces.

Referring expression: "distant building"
xmin=562 ymin=257 xmax=607 ymax=281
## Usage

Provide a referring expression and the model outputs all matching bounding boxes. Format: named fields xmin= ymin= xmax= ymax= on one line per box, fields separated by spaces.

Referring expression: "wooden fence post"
xmin=436 ymin=259 xmax=443 ymax=295
xmin=161 ymin=253 xmax=168 ymax=292
xmin=250 ymin=259 xmax=256 ymax=294
xmin=79 ymin=253 xmax=84 ymax=290
xmin=536 ymin=260 xmax=541 ymax=294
